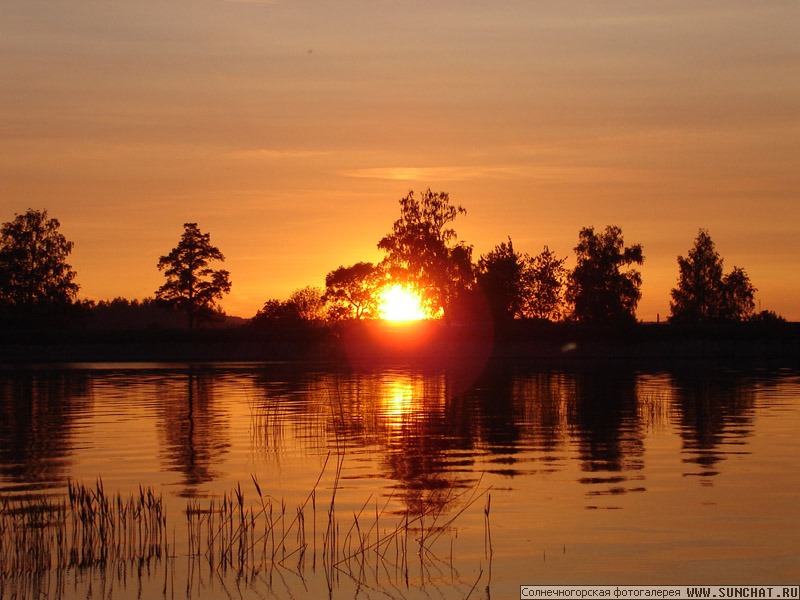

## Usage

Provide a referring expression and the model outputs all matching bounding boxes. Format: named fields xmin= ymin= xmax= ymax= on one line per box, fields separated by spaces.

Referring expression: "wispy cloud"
xmin=341 ymin=165 xmax=529 ymax=182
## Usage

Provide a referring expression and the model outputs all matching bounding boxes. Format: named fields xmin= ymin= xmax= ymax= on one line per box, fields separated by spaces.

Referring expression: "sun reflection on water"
xmin=385 ymin=379 xmax=414 ymax=420
xmin=378 ymin=373 xmax=447 ymax=431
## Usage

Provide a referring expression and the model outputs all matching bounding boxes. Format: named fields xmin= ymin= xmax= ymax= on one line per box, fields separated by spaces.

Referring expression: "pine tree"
xmin=156 ymin=223 xmax=231 ymax=328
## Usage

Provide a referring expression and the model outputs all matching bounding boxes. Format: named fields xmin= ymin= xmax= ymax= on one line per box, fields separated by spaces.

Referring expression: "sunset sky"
xmin=2 ymin=1 xmax=798 ymax=320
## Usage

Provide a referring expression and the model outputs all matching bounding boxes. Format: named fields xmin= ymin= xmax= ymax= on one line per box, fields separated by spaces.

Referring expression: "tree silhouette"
xmin=670 ymin=229 xmax=756 ymax=322
xmin=155 ymin=223 xmax=231 ymax=328
xmin=719 ymin=267 xmax=757 ymax=321
xmin=524 ymin=246 xmax=568 ymax=321
xmin=288 ymin=286 xmax=327 ymax=321
xmin=85 ymin=297 xmax=187 ymax=329
xmin=477 ymin=238 xmax=527 ymax=321
xmin=253 ymin=299 xmax=302 ymax=323
xmin=251 ymin=287 xmax=326 ymax=324
xmin=324 ymin=262 xmax=382 ymax=320
xmin=477 ymin=237 xmax=567 ymax=321
xmin=478 ymin=240 xmax=568 ymax=322
xmin=567 ymin=225 xmax=644 ymax=324
xmin=378 ymin=189 xmax=473 ymax=319
xmin=0 ymin=209 xmax=79 ymax=322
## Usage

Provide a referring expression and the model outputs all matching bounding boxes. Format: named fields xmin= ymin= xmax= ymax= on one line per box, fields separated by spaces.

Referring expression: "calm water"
xmin=1 ymin=360 xmax=799 ymax=598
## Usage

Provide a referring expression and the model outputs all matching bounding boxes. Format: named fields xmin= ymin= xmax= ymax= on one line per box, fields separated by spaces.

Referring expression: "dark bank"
xmin=1 ymin=320 xmax=798 ymax=365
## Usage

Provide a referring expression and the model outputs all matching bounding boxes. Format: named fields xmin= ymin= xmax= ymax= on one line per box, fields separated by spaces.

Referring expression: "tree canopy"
xmin=477 ymin=238 xmax=527 ymax=321
xmin=670 ymin=229 xmax=756 ymax=322
xmin=252 ymin=287 xmax=326 ymax=324
xmin=324 ymin=262 xmax=382 ymax=320
xmin=477 ymin=239 xmax=567 ymax=322
xmin=524 ymin=246 xmax=568 ymax=321
xmin=567 ymin=225 xmax=644 ymax=324
xmin=155 ymin=223 xmax=231 ymax=328
xmin=377 ymin=189 xmax=473 ymax=318
xmin=0 ymin=208 xmax=79 ymax=319
xmin=253 ymin=298 xmax=303 ymax=323
xmin=288 ymin=286 xmax=326 ymax=321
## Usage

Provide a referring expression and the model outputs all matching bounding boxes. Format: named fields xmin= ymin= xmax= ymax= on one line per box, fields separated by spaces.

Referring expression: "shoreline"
xmin=1 ymin=321 xmax=798 ymax=365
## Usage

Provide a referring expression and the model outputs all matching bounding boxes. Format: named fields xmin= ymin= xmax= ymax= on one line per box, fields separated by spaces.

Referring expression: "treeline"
xmin=79 ymin=298 xmax=245 ymax=330
xmin=254 ymin=190 xmax=782 ymax=327
xmin=0 ymin=194 xmax=786 ymax=332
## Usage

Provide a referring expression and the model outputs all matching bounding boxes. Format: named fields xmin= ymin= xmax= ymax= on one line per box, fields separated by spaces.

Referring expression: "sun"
xmin=378 ymin=284 xmax=427 ymax=322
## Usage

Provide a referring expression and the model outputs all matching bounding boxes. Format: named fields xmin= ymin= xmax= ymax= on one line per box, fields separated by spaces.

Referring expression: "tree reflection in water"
xmin=245 ymin=362 xmax=760 ymax=514
xmin=670 ymin=368 xmax=756 ymax=483
xmin=156 ymin=368 xmax=230 ymax=497
xmin=0 ymin=362 xmax=787 ymax=598
xmin=570 ymin=368 xmax=645 ymax=473
xmin=249 ymin=365 xmax=484 ymax=517
xmin=0 ymin=368 xmax=91 ymax=492
xmin=564 ymin=368 xmax=647 ymax=506
xmin=250 ymin=364 xmax=332 ymax=463
xmin=378 ymin=372 xmax=464 ymax=515
xmin=469 ymin=367 xmax=573 ymax=476
xmin=320 ymin=369 xmax=473 ymax=516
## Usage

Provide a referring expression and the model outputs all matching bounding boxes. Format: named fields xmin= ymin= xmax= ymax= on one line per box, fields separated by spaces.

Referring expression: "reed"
xmin=3 ymin=467 xmax=491 ymax=596
xmin=184 ymin=458 xmax=492 ymax=592
xmin=0 ymin=479 xmax=167 ymax=579
xmin=484 ymin=492 xmax=493 ymax=558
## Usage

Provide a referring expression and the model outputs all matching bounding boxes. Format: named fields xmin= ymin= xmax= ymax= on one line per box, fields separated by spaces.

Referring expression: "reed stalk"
xmin=0 ymin=480 xmax=167 ymax=579
xmin=3 ymin=470 xmax=491 ymax=597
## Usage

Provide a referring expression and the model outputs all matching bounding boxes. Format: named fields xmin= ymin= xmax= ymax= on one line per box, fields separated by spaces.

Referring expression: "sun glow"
xmin=378 ymin=284 xmax=427 ymax=322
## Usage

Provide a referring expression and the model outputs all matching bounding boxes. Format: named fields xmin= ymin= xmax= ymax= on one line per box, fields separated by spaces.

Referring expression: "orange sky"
xmin=2 ymin=1 xmax=798 ymax=320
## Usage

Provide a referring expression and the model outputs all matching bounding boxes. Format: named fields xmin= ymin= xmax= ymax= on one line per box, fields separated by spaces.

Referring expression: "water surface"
xmin=1 ymin=361 xmax=798 ymax=598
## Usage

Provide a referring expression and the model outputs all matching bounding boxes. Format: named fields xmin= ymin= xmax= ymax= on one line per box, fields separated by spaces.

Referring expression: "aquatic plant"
xmin=185 ymin=453 xmax=491 ymax=594
xmin=0 ymin=478 xmax=167 ymax=578
xmin=1 ymin=462 xmax=492 ymax=598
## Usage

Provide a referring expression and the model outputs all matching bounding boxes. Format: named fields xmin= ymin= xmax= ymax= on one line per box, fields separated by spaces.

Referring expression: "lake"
xmin=1 ymin=360 xmax=798 ymax=598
